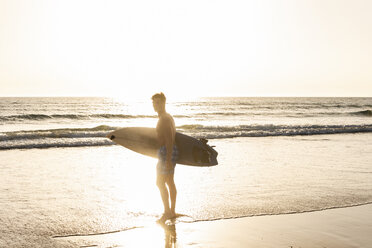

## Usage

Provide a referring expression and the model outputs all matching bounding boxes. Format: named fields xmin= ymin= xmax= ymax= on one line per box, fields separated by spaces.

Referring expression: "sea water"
xmin=0 ymin=97 xmax=371 ymax=247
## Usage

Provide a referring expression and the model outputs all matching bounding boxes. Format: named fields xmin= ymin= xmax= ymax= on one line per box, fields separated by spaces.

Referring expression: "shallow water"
xmin=1 ymin=133 xmax=371 ymax=247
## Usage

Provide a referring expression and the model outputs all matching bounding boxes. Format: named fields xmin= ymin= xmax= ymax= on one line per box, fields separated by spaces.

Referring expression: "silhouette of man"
xmin=152 ymin=92 xmax=178 ymax=222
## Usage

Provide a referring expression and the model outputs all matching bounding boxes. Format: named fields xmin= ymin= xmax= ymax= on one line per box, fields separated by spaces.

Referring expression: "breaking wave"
xmin=1 ymin=124 xmax=371 ymax=150
xmin=351 ymin=110 xmax=372 ymax=116
xmin=178 ymin=124 xmax=372 ymax=139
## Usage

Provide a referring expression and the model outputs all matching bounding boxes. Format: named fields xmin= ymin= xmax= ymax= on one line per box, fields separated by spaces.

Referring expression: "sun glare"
xmin=1 ymin=0 xmax=371 ymax=96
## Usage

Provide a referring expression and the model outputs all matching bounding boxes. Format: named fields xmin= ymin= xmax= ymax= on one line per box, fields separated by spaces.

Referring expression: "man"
xmin=152 ymin=92 xmax=178 ymax=222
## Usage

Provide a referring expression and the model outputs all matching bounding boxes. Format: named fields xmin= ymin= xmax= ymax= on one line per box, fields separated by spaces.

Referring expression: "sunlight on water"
xmin=115 ymin=226 xmax=165 ymax=247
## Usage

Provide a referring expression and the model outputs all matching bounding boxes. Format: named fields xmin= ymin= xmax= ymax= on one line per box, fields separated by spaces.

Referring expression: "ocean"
xmin=0 ymin=97 xmax=371 ymax=247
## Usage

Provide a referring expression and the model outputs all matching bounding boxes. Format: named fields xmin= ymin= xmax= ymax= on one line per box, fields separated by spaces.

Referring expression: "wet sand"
xmin=56 ymin=203 xmax=372 ymax=248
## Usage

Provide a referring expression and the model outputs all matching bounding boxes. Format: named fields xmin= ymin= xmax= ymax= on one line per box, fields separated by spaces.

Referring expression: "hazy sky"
xmin=0 ymin=0 xmax=371 ymax=97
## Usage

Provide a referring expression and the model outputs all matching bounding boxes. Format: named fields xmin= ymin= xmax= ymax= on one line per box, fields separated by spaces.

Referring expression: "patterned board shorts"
xmin=157 ymin=145 xmax=178 ymax=175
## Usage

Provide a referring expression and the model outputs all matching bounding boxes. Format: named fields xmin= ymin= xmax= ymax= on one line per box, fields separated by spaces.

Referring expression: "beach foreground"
xmin=56 ymin=204 xmax=372 ymax=248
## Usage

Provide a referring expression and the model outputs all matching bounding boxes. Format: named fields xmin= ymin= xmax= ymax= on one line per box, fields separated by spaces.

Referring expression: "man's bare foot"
xmin=169 ymin=211 xmax=177 ymax=219
xmin=157 ymin=211 xmax=173 ymax=223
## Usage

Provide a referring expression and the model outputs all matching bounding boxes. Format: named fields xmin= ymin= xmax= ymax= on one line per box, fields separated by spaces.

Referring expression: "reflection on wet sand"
xmin=54 ymin=221 xmax=182 ymax=247
xmin=158 ymin=222 xmax=178 ymax=248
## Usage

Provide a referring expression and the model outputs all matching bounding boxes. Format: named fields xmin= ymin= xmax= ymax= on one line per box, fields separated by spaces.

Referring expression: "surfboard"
xmin=106 ymin=127 xmax=218 ymax=167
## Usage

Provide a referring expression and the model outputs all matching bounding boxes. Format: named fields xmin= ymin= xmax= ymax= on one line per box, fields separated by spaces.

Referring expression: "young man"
xmin=152 ymin=92 xmax=178 ymax=222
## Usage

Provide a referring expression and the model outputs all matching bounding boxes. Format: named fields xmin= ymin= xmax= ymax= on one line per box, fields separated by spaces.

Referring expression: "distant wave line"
xmin=0 ymin=113 xmax=189 ymax=121
xmin=0 ymin=140 xmax=114 ymax=150
xmin=0 ymin=109 xmax=370 ymax=122
xmin=190 ymin=110 xmax=372 ymax=117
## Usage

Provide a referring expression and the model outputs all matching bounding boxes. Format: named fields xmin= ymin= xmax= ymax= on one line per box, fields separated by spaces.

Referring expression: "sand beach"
xmin=55 ymin=203 xmax=372 ymax=247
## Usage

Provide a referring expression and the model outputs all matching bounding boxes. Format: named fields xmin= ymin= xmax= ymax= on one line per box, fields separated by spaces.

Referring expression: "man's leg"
xmin=165 ymin=174 xmax=177 ymax=217
xmin=156 ymin=174 xmax=171 ymax=215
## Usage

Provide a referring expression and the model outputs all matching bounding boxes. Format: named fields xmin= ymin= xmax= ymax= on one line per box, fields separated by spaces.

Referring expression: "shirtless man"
xmin=152 ymin=93 xmax=178 ymax=222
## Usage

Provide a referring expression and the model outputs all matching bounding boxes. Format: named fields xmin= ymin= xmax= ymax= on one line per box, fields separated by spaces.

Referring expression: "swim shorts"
xmin=157 ymin=145 xmax=178 ymax=175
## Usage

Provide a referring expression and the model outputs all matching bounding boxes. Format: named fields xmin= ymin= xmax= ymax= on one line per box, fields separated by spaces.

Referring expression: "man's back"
xmin=156 ymin=113 xmax=176 ymax=146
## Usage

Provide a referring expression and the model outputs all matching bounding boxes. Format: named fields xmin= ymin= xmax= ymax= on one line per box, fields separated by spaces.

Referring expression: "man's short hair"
xmin=151 ymin=92 xmax=166 ymax=103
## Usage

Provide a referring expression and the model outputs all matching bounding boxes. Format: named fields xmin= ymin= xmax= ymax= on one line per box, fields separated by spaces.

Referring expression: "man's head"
xmin=152 ymin=92 xmax=166 ymax=113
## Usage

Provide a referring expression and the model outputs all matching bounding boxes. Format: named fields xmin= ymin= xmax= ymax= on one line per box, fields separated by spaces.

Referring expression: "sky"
xmin=0 ymin=0 xmax=371 ymax=98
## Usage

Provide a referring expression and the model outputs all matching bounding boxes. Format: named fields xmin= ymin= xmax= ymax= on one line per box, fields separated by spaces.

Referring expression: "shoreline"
xmin=56 ymin=203 xmax=372 ymax=248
